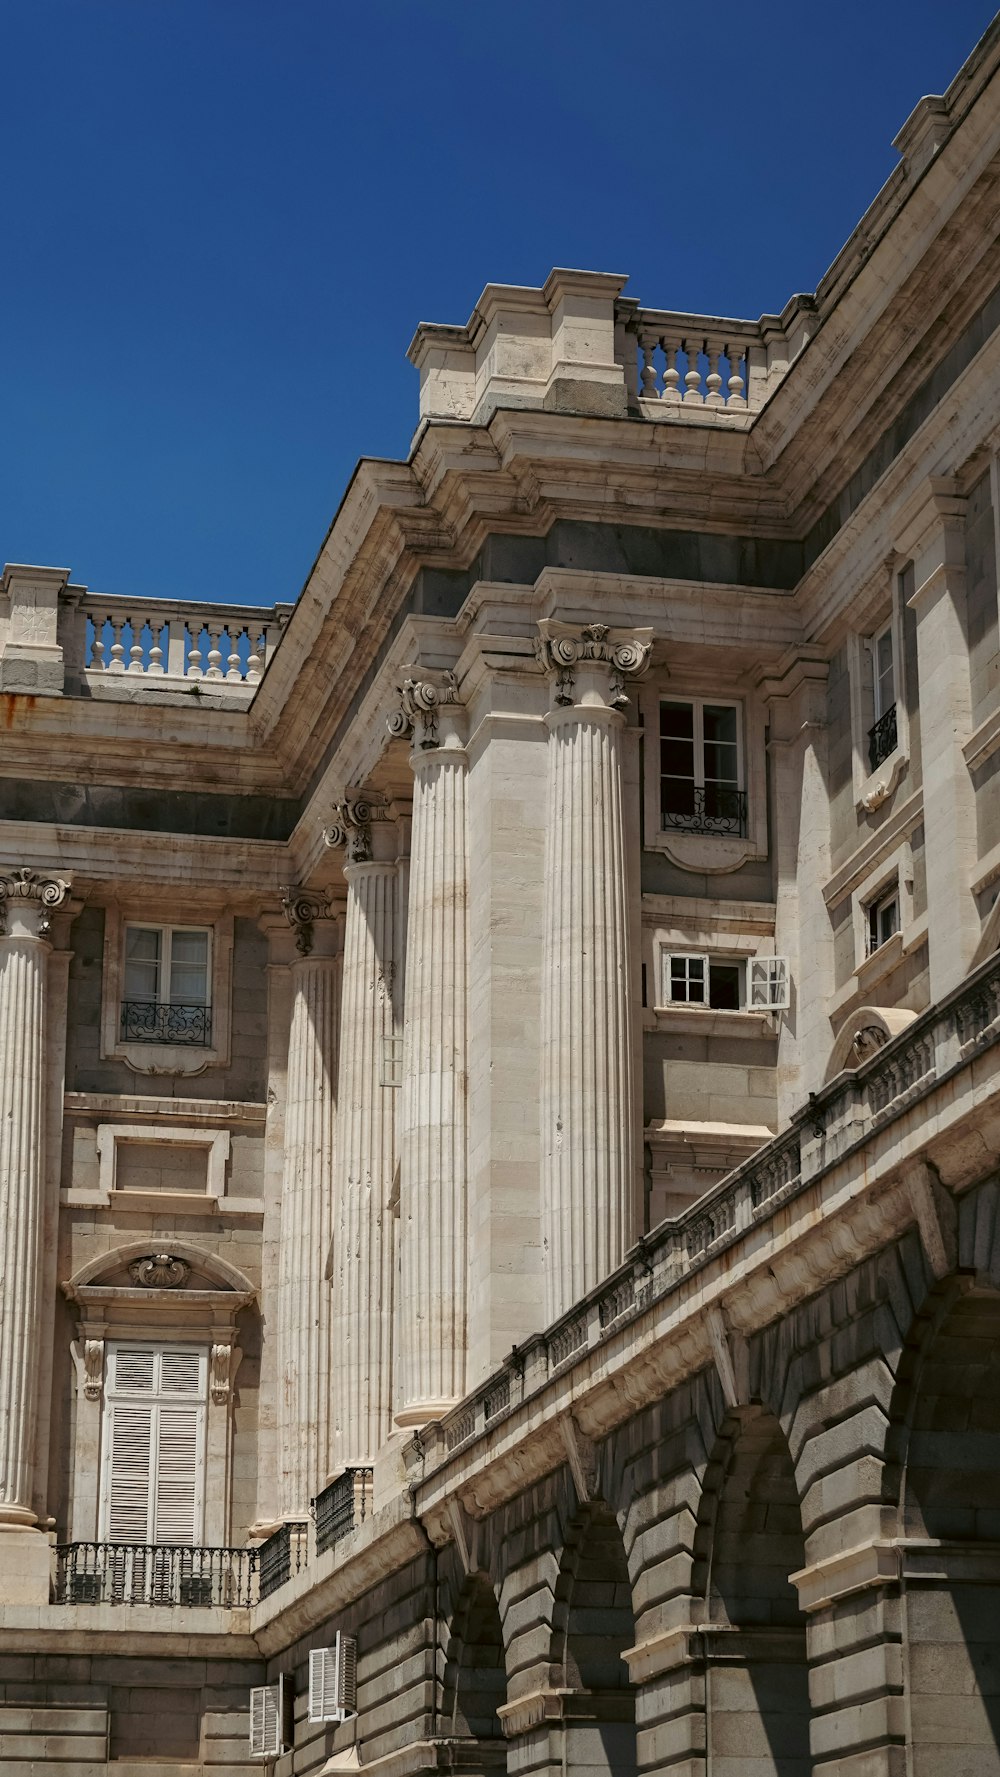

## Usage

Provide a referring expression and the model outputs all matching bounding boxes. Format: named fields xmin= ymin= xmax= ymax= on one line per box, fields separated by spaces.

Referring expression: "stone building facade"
xmin=2 ymin=18 xmax=1000 ymax=1777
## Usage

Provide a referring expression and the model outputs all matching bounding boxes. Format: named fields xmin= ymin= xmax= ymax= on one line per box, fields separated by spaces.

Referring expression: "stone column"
xmin=276 ymin=889 xmax=341 ymax=1516
xmin=0 ymin=867 xmax=69 ymax=1600
xmin=325 ymin=793 xmax=401 ymax=1469
xmin=388 ymin=672 xmax=470 ymax=1427
xmin=897 ymin=479 xmax=979 ymax=999
xmin=536 ymin=623 xmax=651 ymax=1324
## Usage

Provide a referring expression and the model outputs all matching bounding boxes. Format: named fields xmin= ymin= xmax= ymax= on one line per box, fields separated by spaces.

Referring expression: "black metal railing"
xmin=661 ymin=785 xmax=747 ymax=837
xmin=868 ymin=703 xmax=898 ymax=772
xmin=312 ymin=1467 xmax=373 ymax=1557
xmin=54 ymin=1542 xmax=257 ymax=1607
xmin=119 ymin=1000 xmax=212 ymax=1046
xmin=257 ymin=1520 xmax=308 ymax=1600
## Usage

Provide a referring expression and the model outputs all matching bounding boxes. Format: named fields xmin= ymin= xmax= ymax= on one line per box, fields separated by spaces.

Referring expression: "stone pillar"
xmin=760 ymin=651 xmax=834 ymax=1118
xmin=388 ymin=672 xmax=470 ymax=1427
xmin=897 ymin=478 xmax=979 ymax=999
xmin=0 ymin=867 xmax=69 ymax=1600
xmin=325 ymin=793 xmax=401 ymax=1468
xmin=536 ymin=623 xmax=651 ymax=1324
xmin=276 ymin=888 xmax=341 ymax=1515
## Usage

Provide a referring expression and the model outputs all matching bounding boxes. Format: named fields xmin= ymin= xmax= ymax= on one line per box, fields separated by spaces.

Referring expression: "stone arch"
xmin=825 ymin=1004 xmax=918 ymax=1080
xmin=550 ymin=1502 xmax=637 ymax=1777
xmin=693 ymin=1407 xmax=811 ymax=1777
xmin=440 ymin=1568 xmax=507 ymax=1746
xmin=884 ymin=1276 xmax=1000 ymax=1770
xmin=65 ymin=1240 xmax=255 ymax=1296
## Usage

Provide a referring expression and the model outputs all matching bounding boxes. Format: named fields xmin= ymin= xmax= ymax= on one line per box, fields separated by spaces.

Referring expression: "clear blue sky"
xmin=3 ymin=0 xmax=997 ymax=608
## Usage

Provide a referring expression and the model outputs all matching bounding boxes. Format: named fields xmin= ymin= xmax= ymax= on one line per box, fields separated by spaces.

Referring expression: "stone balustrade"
xmin=427 ymin=947 xmax=1000 ymax=1462
xmin=76 ymin=595 xmax=288 ymax=689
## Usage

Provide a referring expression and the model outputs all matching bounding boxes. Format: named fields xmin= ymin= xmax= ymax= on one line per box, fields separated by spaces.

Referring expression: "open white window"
xmin=309 ymin=1635 xmax=358 ymax=1723
xmin=663 ymin=950 xmax=790 ymax=1013
xmin=122 ymin=924 xmax=212 ymax=1047
xmin=748 ymin=957 xmax=790 ymax=1010
xmin=866 ymin=885 xmax=900 ymax=956
xmin=100 ymin=1343 xmax=207 ymax=1545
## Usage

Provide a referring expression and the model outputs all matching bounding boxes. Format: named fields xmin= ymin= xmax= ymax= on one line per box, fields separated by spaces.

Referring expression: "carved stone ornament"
xmin=210 ymin=1342 xmax=240 ymax=1405
xmin=128 ymin=1253 xmax=190 ymax=1289
xmin=852 ymin=1024 xmax=889 ymax=1063
xmin=386 ymin=671 xmax=460 ymax=750
xmin=83 ymin=1338 xmax=105 ymax=1401
xmin=281 ymin=886 xmax=336 ymax=956
xmin=534 ymin=622 xmax=652 ymax=708
xmin=0 ymin=867 xmax=71 ymax=938
xmin=324 ymin=790 xmax=390 ymax=863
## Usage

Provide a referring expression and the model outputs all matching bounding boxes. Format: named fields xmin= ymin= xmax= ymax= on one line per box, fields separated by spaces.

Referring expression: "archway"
xmin=551 ymin=1503 xmax=637 ymax=1777
xmin=695 ymin=1408 xmax=811 ymax=1776
xmin=889 ymin=1283 xmax=1000 ymax=1771
xmin=440 ymin=1570 xmax=507 ymax=1755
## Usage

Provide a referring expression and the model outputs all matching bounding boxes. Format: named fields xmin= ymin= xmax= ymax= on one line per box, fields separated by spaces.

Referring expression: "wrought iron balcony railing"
xmin=257 ymin=1520 xmax=308 ymax=1599
xmin=661 ymin=785 xmax=747 ymax=837
xmin=119 ymin=999 xmax=212 ymax=1046
xmin=54 ymin=1542 xmax=257 ymax=1607
xmin=868 ymin=703 xmax=898 ymax=772
xmin=312 ymin=1467 xmax=373 ymax=1557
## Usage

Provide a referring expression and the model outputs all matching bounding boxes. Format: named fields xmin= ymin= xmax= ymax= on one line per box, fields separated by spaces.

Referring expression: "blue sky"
xmin=2 ymin=0 xmax=997 ymax=608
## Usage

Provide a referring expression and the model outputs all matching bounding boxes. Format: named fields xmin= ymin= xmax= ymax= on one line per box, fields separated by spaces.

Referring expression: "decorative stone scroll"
xmin=535 ymin=621 xmax=651 ymax=708
xmin=0 ymin=868 xmax=71 ymax=938
xmin=210 ymin=1341 xmax=241 ymax=1405
xmin=281 ymin=886 xmax=337 ymax=956
xmin=386 ymin=670 xmax=460 ymax=750
xmin=82 ymin=1338 xmax=105 ymax=1401
xmin=324 ymin=790 xmax=390 ymax=864
xmin=128 ymin=1253 xmax=190 ymax=1289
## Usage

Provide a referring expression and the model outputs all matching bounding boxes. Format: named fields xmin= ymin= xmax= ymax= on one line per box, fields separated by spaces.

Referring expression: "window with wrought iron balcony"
xmin=120 ymin=923 xmax=212 ymax=1045
xmin=660 ymin=698 xmax=747 ymax=837
xmin=867 ymin=621 xmax=897 ymax=773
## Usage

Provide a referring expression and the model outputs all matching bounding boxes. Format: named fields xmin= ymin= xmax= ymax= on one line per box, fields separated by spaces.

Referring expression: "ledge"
xmin=650 ymin=1006 xmax=774 ymax=1038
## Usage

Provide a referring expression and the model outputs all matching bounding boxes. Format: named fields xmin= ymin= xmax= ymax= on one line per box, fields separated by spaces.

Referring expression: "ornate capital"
xmin=386 ymin=669 xmax=460 ymax=750
xmin=0 ymin=868 xmax=71 ymax=938
xmin=535 ymin=621 xmax=652 ymax=709
xmin=281 ymin=886 xmax=336 ymax=955
xmin=324 ymin=790 xmax=390 ymax=864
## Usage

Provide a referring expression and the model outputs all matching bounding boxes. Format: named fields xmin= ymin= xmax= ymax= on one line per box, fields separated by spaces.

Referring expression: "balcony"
xmin=868 ymin=702 xmax=898 ymax=772
xmin=119 ymin=1000 xmax=212 ymax=1046
xmin=257 ymin=1520 xmax=308 ymax=1600
xmin=54 ymin=1542 xmax=257 ymax=1608
xmin=661 ymin=785 xmax=747 ymax=838
xmin=313 ymin=1467 xmax=373 ymax=1557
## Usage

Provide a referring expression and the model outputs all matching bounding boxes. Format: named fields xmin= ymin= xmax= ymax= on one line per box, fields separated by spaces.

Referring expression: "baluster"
xmin=727 ymin=340 xmax=747 ymax=407
xmin=127 ymin=621 xmax=145 ymax=673
xmin=663 ymin=344 xmax=681 ymax=403
xmin=639 ymin=332 xmax=659 ymax=399
xmin=108 ymin=620 xmax=126 ymax=673
xmin=147 ymin=622 xmax=165 ymax=674
xmin=205 ymin=627 xmax=224 ymax=679
xmin=682 ymin=336 xmax=704 ymax=402
xmin=226 ymin=628 xmax=242 ymax=681
xmin=187 ymin=625 xmax=204 ymax=679
xmin=705 ymin=341 xmax=725 ymax=407
xmin=246 ymin=628 xmax=264 ymax=683
xmin=92 ymin=619 xmax=106 ymax=671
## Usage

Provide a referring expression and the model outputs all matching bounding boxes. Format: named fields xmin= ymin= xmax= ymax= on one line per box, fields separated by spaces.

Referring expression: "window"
xmin=868 ymin=623 xmax=897 ymax=771
xmin=122 ymin=925 xmax=212 ymax=1045
xmin=660 ymin=699 xmax=745 ymax=835
xmin=380 ymin=1034 xmax=403 ymax=1088
xmin=867 ymin=887 xmax=899 ymax=955
xmin=100 ymin=1343 xmax=207 ymax=1546
xmin=663 ymin=951 xmax=790 ymax=1012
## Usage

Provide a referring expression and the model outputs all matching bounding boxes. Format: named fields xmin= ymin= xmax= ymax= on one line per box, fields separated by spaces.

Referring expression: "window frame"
xmin=658 ymin=696 xmax=745 ymax=834
xmin=866 ymin=884 xmax=900 ymax=956
xmin=640 ymin=680 xmax=768 ymax=874
xmin=98 ymin=1341 xmax=208 ymax=1546
xmin=100 ymin=900 xmax=233 ymax=1072
xmin=661 ymin=949 xmax=787 ymax=1014
xmin=848 ymin=565 xmax=910 ymax=812
xmin=123 ymin=922 xmax=213 ymax=1011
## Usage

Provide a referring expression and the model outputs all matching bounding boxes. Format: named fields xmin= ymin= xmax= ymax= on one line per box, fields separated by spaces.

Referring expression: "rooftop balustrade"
xmin=70 ymin=593 xmax=291 ymax=694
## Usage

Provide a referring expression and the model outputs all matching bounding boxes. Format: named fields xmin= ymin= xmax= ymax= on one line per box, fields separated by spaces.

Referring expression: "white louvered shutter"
xmin=102 ymin=1343 xmax=206 ymax=1544
xmin=309 ymin=1635 xmax=358 ymax=1723
xmin=249 ymin=1684 xmax=280 ymax=1758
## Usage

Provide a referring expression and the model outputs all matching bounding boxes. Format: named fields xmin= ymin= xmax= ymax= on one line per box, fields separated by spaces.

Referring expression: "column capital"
xmin=535 ymin=619 xmax=652 ymax=711
xmin=386 ymin=667 xmax=463 ymax=751
xmin=280 ymin=885 xmax=339 ymax=956
xmin=0 ymin=868 xmax=71 ymax=940
xmin=324 ymin=789 xmax=392 ymax=863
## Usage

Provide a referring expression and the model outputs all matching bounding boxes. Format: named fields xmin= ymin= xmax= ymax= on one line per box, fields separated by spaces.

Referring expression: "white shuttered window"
xmin=101 ymin=1344 xmax=207 ymax=1544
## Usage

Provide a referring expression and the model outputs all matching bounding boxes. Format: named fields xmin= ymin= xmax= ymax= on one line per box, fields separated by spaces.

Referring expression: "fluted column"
xmin=536 ymin=623 xmax=650 ymax=1323
xmin=325 ymin=793 xmax=400 ymax=1468
xmin=276 ymin=889 xmax=341 ymax=1515
xmin=388 ymin=673 xmax=469 ymax=1426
